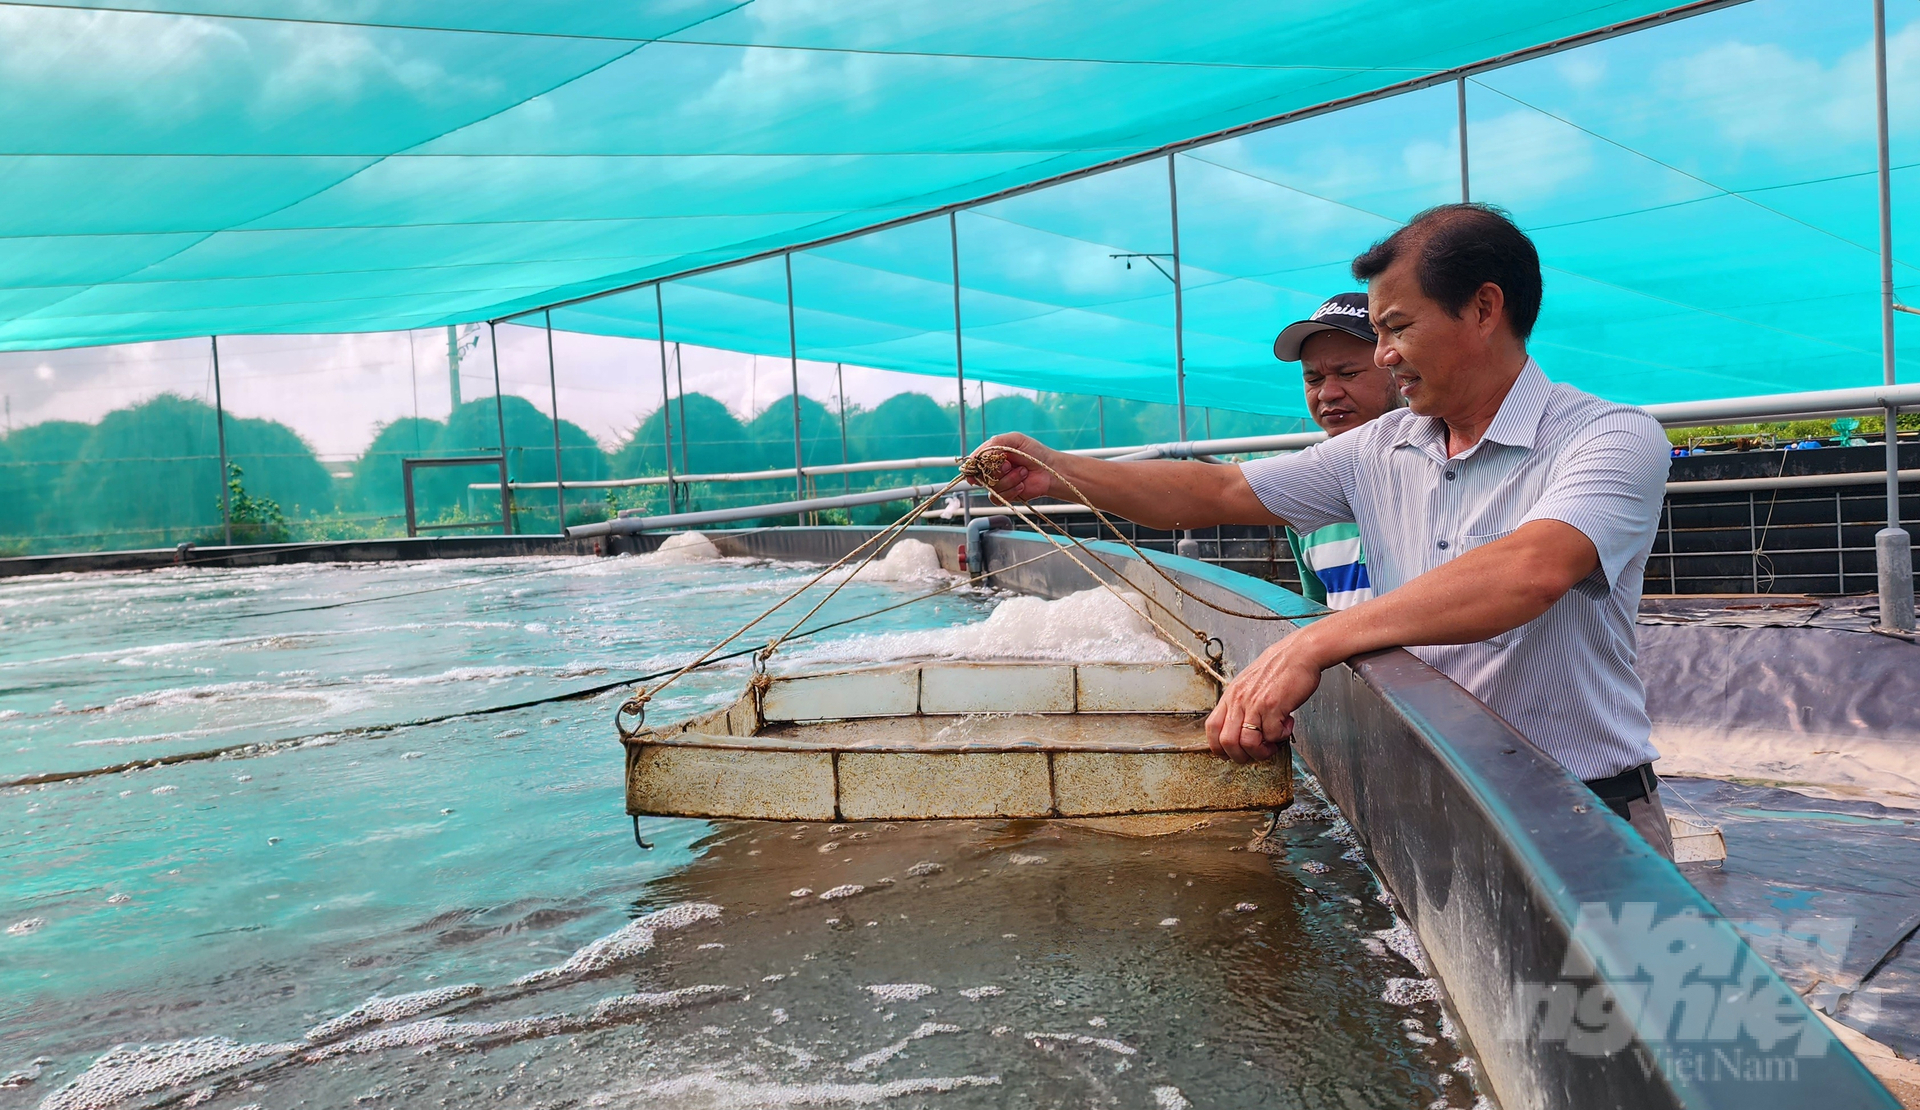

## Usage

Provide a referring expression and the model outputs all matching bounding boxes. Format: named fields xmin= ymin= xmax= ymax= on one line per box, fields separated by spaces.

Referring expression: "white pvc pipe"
xmin=484 ymin=383 xmax=1920 ymax=494
xmin=565 ymin=482 xmax=956 ymax=537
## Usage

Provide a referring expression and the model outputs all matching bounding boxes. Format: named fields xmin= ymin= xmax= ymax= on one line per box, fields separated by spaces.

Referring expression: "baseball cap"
xmin=1272 ymin=292 xmax=1376 ymax=361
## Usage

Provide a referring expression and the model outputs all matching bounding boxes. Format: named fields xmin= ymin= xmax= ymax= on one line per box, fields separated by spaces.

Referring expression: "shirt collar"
xmin=1391 ymin=357 xmax=1550 ymax=454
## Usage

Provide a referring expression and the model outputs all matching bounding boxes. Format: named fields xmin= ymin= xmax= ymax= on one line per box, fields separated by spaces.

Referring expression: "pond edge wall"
xmin=707 ymin=525 xmax=1896 ymax=1110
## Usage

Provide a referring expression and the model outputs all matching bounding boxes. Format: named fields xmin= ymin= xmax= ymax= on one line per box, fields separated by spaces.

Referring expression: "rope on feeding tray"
xmin=615 ymin=471 xmax=972 ymax=739
xmin=968 ymin=444 xmax=1288 ymax=623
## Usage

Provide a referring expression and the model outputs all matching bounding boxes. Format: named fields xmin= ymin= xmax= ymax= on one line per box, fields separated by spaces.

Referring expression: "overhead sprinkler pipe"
xmin=566 ymin=482 xmax=956 ymax=538
xmin=1874 ymin=0 xmax=1915 ymax=633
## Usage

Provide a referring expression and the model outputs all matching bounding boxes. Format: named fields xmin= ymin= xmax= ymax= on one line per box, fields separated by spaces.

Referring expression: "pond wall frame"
xmin=689 ymin=524 xmax=1897 ymax=1110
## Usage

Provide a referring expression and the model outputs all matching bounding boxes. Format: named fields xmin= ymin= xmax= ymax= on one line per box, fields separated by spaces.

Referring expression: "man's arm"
xmin=1206 ymin=519 xmax=1599 ymax=762
xmin=975 ymin=432 xmax=1282 ymax=531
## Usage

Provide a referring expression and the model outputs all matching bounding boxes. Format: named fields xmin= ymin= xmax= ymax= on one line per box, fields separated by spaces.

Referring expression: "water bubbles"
xmin=106 ymin=893 xmax=130 ymax=905
xmin=7 ymin=918 xmax=45 ymax=936
xmin=400 ymin=751 xmax=423 ymax=760
xmin=958 ymin=986 xmax=1003 ymax=1000
xmin=1382 ymin=978 xmax=1442 ymax=1007
xmin=863 ymin=984 xmax=936 ymax=1003
xmin=494 ymin=728 xmax=527 ymax=739
xmin=1007 ymin=854 xmax=1047 ymax=865
xmin=1153 ymin=1086 xmax=1193 ymax=1110
xmin=906 ymin=861 xmax=943 ymax=877
xmin=818 ymin=884 xmax=864 ymax=901
xmin=150 ymin=785 xmax=177 ymax=795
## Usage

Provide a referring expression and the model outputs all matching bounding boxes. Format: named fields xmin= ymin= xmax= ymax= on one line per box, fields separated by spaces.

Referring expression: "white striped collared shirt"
xmin=1240 ymin=359 xmax=1669 ymax=781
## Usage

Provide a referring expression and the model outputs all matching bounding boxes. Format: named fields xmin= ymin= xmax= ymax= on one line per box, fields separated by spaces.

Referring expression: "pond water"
xmin=0 ymin=550 xmax=1478 ymax=1109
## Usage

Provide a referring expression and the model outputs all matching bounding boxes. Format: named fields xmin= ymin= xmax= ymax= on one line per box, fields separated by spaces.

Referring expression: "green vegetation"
xmin=0 ymin=387 xmax=1309 ymax=554
xmin=1666 ymin=413 xmax=1920 ymax=448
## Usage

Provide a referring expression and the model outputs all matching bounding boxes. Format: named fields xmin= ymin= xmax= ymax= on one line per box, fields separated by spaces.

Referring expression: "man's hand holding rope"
xmin=1203 ymin=632 xmax=1326 ymax=763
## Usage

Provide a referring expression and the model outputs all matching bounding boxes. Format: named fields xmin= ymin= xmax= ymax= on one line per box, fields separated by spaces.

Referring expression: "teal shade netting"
xmin=3 ymin=0 xmax=1918 ymax=419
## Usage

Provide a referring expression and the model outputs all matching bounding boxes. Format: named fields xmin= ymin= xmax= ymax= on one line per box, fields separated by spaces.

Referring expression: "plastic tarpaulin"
xmin=4 ymin=0 xmax=1919 ymax=418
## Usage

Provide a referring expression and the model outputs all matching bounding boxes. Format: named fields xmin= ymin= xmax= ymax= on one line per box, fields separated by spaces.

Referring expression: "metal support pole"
xmin=1167 ymin=154 xmax=1188 ymax=441
xmin=784 ymin=253 xmax=805 ymax=501
xmin=951 ymin=212 xmax=970 ymax=522
xmin=675 ymin=342 xmax=689 ymax=474
xmin=1874 ymin=0 xmax=1915 ymax=631
xmin=836 ymin=362 xmax=850 ymax=495
xmin=210 ymin=336 xmax=231 ymax=546
xmin=1457 ymin=77 xmax=1471 ymax=202
xmin=654 ymin=285 xmax=678 ymax=516
xmin=488 ymin=323 xmax=513 ymax=535
xmin=544 ymin=311 xmax=567 ymax=532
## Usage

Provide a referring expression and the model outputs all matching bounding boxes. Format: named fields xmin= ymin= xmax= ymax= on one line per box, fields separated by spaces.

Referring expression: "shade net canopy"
xmin=4 ymin=0 xmax=1919 ymax=419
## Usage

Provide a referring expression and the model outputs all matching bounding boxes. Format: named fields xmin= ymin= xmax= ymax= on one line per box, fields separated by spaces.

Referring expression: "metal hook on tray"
xmin=1204 ymin=636 xmax=1225 ymax=667
xmin=633 ymin=814 xmax=653 ymax=850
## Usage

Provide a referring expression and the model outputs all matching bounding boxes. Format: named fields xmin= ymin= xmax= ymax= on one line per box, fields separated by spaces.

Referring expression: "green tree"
xmin=349 ymin=416 xmax=445 ymax=515
xmin=0 ymin=419 xmax=91 ymax=540
xmin=403 ymin=396 xmax=606 ymax=530
xmin=58 ymin=395 xmax=331 ymax=549
xmin=611 ymin=392 xmax=754 ymax=478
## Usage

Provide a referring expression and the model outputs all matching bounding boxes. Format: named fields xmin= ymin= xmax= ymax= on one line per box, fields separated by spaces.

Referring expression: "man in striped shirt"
xmin=1271 ymin=292 xmax=1402 ymax=609
xmin=975 ymin=204 xmax=1675 ymax=857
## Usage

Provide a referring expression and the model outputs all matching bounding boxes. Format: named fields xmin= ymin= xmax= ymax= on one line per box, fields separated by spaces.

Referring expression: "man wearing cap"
xmin=1272 ymin=292 xmax=1401 ymax=609
xmin=974 ymin=203 xmax=1675 ymax=857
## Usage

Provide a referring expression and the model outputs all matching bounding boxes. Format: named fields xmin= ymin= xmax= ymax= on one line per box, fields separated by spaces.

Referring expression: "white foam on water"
xmin=1007 ymin=854 xmax=1047 ymax=865
xmin=304 ymin=983 xmax=484 ymax=1042
xmin=849 ymin=540 xmax=951 ymax=584
xmin=613 ymin=1074 xmax=1000 ymax=1107
xmin=1153 ymin=1086 xmax=1193 ymax=1110
xmin=792 ymin=586 xmax=1179 ymax=666
xmin=863 ymin=984 xmax=936 ymax=1003
xmin=304 ymin=1015 xmax=569 ymax=1060
xmin=39 ymin=1037 xmax=301 ymax=1110
xmin=958 ymin=986 xmax=1003 ymax=1001
xmin=1023 ymin=1032 xmax=1137 ymax=1056
xmin=1373 ymin=922 xmax=1430 ymax=975
xmin=845 ymin=1022 xmax=962 ymax=1073
xmin=512 ymin=902 xmax=721 ymax=986
xmin=905 ymin=861 xmax=943 ymax=877
xmin=8 ymin=918 xmax=46 ymax=936
xmin=819 ymin=884 xmax=864 ymax=901
xmin=1382 ymin=978 xmax=1441 ymax=1007
xmin=645 ymin=533 xmax=722 ymax=565
xmin=590 ymin=985 xmax=732 ymax=1022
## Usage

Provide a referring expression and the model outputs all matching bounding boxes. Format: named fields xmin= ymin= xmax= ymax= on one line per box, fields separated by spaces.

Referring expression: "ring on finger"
xmin=1240 ymin=723 xmax=1262 ymax=733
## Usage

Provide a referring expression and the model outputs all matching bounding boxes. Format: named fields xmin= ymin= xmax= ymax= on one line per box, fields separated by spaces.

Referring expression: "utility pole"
xmin=446 ymin=324 xmax=464 ymax=411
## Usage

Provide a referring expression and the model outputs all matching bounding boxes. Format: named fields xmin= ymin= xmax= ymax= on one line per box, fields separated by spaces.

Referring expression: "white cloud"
xmin=1657 ymin=21 xmax=1920 ymax=152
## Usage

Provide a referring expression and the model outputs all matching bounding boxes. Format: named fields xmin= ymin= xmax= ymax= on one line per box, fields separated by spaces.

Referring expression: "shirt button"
xmin=1445 ymin=470 xmax=1457 ymax=481
xmin=1437 ymin=540 xmax=1449 ymax=550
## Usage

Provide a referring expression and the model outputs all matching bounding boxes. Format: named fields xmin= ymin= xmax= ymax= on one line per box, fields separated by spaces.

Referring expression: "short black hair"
xmin=1350 ymin=203 xmax=1542 ymax=340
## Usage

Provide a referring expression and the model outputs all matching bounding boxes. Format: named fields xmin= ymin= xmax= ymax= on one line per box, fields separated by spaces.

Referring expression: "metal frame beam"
xmin=494 ymin=0 xmax=1751 ymax=324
